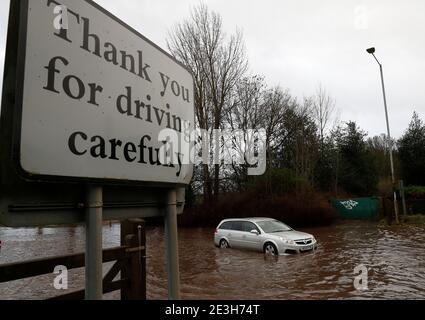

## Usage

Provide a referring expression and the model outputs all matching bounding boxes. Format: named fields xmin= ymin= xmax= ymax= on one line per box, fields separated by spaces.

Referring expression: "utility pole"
xmin=366 ymin=47 xmax=399 ymax=223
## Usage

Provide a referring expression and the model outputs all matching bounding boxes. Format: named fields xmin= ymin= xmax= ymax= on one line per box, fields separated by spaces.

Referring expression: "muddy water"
xmin=1 ymin=221 xmax=425 ymax=300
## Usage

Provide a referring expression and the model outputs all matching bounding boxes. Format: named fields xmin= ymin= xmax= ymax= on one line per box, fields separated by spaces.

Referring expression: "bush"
xmin=179 ymin=191 xmax=337 ymax=228
xmin=246 ymin=168 xmax=313 ymax=197
xmin=403 ymin=214 xmax=425 ymax=225
xmin=246 ymin=168 xmax=296 ymax=195
xmin=405 ymin=186 xmax=425 ymax=199
xmin=377 ymin=178 xmax=393 ymax=197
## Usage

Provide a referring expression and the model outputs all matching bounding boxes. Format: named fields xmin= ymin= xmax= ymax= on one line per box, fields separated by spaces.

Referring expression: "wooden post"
xmin=399 ymin=180 xmax=407 ymax=219
xmin=120 ymin=219 xmax=146 ymax=300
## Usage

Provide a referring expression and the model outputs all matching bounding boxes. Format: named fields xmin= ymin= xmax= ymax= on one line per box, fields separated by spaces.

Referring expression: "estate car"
xmin=214 ymin=218 xmax=317 ymax=255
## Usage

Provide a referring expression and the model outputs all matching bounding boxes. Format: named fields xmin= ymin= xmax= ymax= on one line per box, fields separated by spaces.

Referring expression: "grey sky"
xmin=1 ymin=0 xmax=424 ymax=138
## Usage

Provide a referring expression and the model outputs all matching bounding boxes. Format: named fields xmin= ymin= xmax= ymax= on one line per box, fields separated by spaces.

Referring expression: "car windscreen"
xmin=257 ymin=220 xmax=292 ymax=233
xmin=241 ymin=221 xmax=260 ymax=233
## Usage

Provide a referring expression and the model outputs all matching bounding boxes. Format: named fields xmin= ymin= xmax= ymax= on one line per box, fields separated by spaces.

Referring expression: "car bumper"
xmin=278 ymin=241 xmax=318 ymax=254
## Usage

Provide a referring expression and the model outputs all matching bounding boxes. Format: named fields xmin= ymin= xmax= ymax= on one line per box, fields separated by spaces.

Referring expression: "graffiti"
xmin=340 ymin=200 xmax=359 ymax=210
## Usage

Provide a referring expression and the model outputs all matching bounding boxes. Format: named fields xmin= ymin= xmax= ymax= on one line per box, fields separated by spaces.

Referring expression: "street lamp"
xmin=366 ymin=47 xmax=399 ymax=223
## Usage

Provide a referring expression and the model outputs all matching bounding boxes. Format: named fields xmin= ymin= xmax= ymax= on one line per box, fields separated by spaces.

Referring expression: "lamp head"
xmin=366 ymin=47 xmax=376 ymax=54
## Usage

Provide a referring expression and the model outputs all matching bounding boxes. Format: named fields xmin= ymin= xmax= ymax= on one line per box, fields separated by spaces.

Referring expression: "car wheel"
xmin=264 ymin=243 xmax=278 ymax=256
xmin=219 ymin=239 xmax=229 ymax=249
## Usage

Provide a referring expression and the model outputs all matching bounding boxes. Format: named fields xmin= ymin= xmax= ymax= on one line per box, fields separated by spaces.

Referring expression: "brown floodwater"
xmin=1 ymin=221 xmax=425 ymax=300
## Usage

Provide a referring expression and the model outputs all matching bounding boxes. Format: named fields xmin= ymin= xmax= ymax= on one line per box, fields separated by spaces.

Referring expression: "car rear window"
xmin=219 ymin=221 xmax=233 ymax=230
xmin=219 ymin=221 xmax=244 ymax=231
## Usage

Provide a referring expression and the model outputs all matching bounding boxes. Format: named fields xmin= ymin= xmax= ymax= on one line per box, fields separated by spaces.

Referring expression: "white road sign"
xmin=16 ymin=0 xmax=194 ymax=185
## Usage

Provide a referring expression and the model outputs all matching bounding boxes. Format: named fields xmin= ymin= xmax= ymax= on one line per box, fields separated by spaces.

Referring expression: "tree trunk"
xmin=213 ymin=164 xmax=220 ymax=200
xmin=203 ymin=164 xmax=212 ymax=203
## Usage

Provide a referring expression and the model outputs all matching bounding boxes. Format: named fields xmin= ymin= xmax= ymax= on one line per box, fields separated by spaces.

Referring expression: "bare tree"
xmin=167 ymin=3 xmax=248 ymax=201
xmin=225 ymin=75 xmax=265 ymax=190
xmin=312 ymin=84 xmax=336 ymax=143
xmin=258 ymin=87 xmax=295 ymax=195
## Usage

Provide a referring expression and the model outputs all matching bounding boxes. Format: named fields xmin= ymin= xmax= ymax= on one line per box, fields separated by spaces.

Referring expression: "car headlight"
xmin=280 ymin=238 xmax=294 ymax=245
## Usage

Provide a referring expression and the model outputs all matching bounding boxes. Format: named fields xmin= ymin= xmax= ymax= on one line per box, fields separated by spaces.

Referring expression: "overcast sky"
xmin=1 ymin=0 xmax=424 ymax=138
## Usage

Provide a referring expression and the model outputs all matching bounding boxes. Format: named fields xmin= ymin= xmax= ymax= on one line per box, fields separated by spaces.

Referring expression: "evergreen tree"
xmin=336 ymin=122 xmax=378 ymax=195
xmin=398 ymin=112 xmax=425 ymax=185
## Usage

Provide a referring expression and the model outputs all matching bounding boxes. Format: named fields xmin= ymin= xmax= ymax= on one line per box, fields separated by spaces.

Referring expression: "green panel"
xmin=331 ymin=197 xmax=380 ymax=219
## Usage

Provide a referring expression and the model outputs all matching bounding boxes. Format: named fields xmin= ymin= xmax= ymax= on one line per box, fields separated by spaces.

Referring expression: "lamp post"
xmin=366 ymin=47 xmax=399 ymax=224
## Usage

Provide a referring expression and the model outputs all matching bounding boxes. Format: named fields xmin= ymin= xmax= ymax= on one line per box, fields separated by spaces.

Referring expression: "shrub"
xmin=405 ymin=186 xmax=425 ymax=199
xmin=179 ymin=191 xmax=337 ymax=228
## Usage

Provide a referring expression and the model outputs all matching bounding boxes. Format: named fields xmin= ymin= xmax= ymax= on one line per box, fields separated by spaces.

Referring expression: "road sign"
xmin=9 ymin=0 xmax=194 ymax=185
xmin=1 ymin=0 xmax=190 ymax=300
xmin=0 ymin=0 xmax=192 ymax=227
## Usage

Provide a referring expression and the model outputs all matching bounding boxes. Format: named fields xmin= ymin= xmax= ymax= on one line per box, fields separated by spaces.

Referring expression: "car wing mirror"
xmin=250 ymin=230 xmax=259 ymax=235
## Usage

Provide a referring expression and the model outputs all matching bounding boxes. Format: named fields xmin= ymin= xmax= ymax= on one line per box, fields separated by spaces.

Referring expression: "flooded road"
xmin=1 ymin=221 xmax=425 ymax=300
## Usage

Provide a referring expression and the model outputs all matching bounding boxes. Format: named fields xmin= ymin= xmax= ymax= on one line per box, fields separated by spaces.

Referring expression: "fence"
xmin=0 ymin=219 xmax=146 ymax=300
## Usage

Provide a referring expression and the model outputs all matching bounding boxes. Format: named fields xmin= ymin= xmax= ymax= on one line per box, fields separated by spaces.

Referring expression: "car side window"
xmin=230 ymin=221 xmax=243 ymax=231
xmin=242 ymin=222 xmax=260 ymax=233
xmin=219 ymin=222 xmax=232 ymax=230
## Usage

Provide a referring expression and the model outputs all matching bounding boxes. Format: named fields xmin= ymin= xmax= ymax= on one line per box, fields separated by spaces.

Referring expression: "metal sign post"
xmin=165 ymin=189 xmax=181 ymax=300
xmin=85 ymin=185 xmax=103 ymax=300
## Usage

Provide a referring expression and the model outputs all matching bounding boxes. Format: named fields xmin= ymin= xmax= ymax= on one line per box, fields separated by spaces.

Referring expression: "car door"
xmin=226 ymin=221 xmax=244 ymax=248
xmin=241 ymin=222 xmax=262 ymax=251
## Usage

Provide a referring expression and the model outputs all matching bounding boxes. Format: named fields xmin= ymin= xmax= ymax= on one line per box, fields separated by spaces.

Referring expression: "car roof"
xmin=219 ymin=217 xmax=275 ymax=224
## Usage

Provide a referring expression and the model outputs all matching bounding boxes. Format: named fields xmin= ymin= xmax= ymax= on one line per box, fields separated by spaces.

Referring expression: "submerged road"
xmin=1 ymin=221 xmax=424 ymax=300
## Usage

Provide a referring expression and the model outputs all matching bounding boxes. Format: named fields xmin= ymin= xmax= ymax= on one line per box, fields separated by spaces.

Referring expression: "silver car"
xmin=214 ymin=218 xmax=317 ymax=255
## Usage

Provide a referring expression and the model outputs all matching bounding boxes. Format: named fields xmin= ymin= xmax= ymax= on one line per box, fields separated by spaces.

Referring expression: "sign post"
xmin=85 ymin=186 xmax=103 ymax=300
xmin=165 ymin=189 xmax=181 ymax=300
